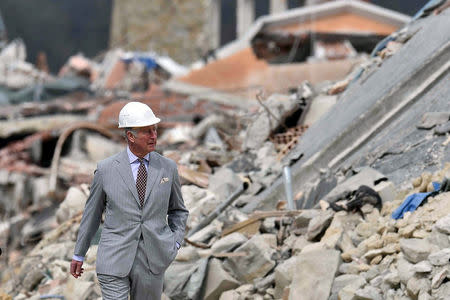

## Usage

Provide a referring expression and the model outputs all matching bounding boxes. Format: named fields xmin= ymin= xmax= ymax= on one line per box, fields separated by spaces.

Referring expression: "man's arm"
xmin=71 ymin=167 xmax=106 ymax=278
xmin=167 ymin=165 xmax=189 ymax=248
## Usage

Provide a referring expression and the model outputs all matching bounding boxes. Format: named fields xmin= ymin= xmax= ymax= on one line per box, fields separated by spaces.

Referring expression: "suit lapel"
xmin=145 ymin=151 xmax=162 ymax=204
xmin=115 ymin=150 xmax=140 ymax=207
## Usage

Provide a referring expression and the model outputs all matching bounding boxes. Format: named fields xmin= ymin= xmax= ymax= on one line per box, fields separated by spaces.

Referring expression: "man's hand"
xmin=70 ymin=259 xmax=84 ymax=278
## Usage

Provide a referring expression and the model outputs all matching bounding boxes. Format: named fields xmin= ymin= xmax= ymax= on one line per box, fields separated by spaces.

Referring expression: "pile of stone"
xmin=1 ymin=160 xmax=449 ymax=299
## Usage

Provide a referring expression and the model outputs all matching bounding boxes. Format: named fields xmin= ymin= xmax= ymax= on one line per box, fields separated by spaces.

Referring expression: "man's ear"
xmin=127 ymin=130 xmax=135 ymax=143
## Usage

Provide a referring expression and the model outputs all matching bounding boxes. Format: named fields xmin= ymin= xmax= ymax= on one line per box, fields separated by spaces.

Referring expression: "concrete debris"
xmin=1 ymin=2 xmax=450 ymax=300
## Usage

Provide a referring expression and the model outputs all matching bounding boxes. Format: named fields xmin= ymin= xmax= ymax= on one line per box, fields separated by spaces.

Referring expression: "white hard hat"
xmin=118 ymin=102 xmax=161 ymax=128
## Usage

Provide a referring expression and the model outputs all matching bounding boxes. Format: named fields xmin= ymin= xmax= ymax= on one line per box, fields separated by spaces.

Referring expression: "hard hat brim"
xmin=118 ymin=117 xmax=161 ymax=128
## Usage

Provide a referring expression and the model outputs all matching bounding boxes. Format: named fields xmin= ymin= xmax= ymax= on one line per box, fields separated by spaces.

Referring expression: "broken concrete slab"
xmin=84 ymin=133 xmax=124 ymax=162
xmin=399 ymin=238 xmax=432 ymax=263
xmin=289 ymin=249 xmax=340 ymax=300
xmin=202 ymin=258 xmax=240 ymax=300
xmin=223 ymin=235 xmax=276 ymax=283
xmin=211 ymin=232 xmax=248 ymax=254
xmin=320 ymin=167 xmax=387 ymax=204
xmin=55 ymin=186 xmax=88 ymax=224
xmin=243 ymin=94 xmax=300 ymax=150
xmin=209 ymin=167 xmax=243 ymax=200
xmin=302 ymin=94 xmax=337 ymax=127
xmin=0 ymin=115 xmax=88 ymax=138
xmin=274 ymin=256 xmax=298 ymax=299
xmin=416 ymin=112 xmax=450 ymax=129
xmin=306 ymin=210 xmax=334 ymax=241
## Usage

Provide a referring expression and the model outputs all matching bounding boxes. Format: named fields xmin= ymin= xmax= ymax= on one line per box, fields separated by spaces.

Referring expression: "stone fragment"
xmin=64 ymin=276 xmax=95 ymax=300
xmin=418 ymin=292 xmax=432 ymax=300
xmin=209 ymin=168 xmax=242 ymax=201
xmin=203 ymin=258 xmax=240 ymax=300
xmin=354 ymin=286 xmax=382 ymax=300
xmin=382 ymin=232 xmax=399 ymax=246
xmin=363 ymin=243 xmax=398 ymax=260
xmin=320 ymin=211 xmax=346 ymax=249
xmin=417 ymin=112 xmax=450 ymax=129
xmin=22 ymin=268 xmax=45 ymax=291
xmin=211 ymin=232 xmax=248 ymax=254
xmin=292 ymin=236 xmax=311 ymax=254
xmin=398 ymin=224 xmax=417 ymax=238
xmin=243 ymin=94 xmax=299 ymax=150
xmin=85 ymin=133 xmax=123 ymax=162
xmin=289 ymin=249 xmax=340 ymax=300
xmin=356 ymin=222 xmax=377 ymax=239
xmin=189 ymin=220 xmax=223 ymax=243
xmin=219 ymin=290 xmax=240 ymax=300
xmin=426 ymin=229 xmax=450 ymax=249
xmin=175 ymin=246 xmax=200 ymax=262
xmin=261 ymin=233 xmax=277 ymax=249
xmin=306 ymin=210 xmax=334 ymax=241
xmin=254 ymin=273 xmax=275 ymax=293
xmin=365 ymin=234 xmax=383 ymax=250
xmin=397 ymin=256 xmax=415 ymax=285
xmin=292 ymin=209 xmax=320 ymax=234
xmin=261 ymin=217 xmax=277 ymax=233
xmin=331 ymin=274 xmax=366 ymax=299
xmin=338 ymin=261 xmax=370 ymax=275
xmin=383 ymin=270 xmax=400 ymax=287
xmin=373 ymin=180 xmax=397 ymax=203
xmin=431 ymin=281 xmax=450 ymax=299
xmin=337 ymin=232 xmax=355 ymax=253
xmin=413 ymin=260 xmax=433 ymax=273
xmin=274 ymin=256 xmax=297 ymax=299
xmin=435 ymin=214 xmax=450 ymax=234
xmin=370 ymin=255 xmax=382 ymax=265
xmin=223 ymin=235 xmax=276 ymax=283
xmin=400 ymin=238 xmax=432 ymax=263
xmin=406 ymin=276 xmax=431 ymax=299
xmin=434 ymin=121 xmax=450 ymax=135
xmin=55 ymin=186 xmax=88 ymax=224
xmin=431 ymin=268 xmax=448 ymax=289
xmin=428 ymin=248 xmax=450 ymax=266
xmin=301 ymin=242 xmax=327 ymax=253
xmin=303 ymin=94 xmax=337 ymax=126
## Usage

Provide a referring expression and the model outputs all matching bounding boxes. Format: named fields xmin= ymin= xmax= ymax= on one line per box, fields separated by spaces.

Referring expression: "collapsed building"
xmin=0 ymin=0 xmax=449 ymax=300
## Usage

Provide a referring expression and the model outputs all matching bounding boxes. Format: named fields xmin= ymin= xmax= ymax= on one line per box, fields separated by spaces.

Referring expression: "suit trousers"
xmin=97 ymin=236 xmax=164 ymax=300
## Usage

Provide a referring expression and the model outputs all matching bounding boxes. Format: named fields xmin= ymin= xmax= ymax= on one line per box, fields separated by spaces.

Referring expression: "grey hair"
xmin=123 ymin=128 xmax=138 ymax=142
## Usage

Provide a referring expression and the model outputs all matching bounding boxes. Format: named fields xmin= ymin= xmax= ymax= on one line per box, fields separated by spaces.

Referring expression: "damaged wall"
xmin=110 ymin=0 xmax=210 ymax=65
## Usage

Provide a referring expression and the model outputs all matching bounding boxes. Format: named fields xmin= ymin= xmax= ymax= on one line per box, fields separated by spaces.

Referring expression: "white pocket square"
xmin=160 ymin=177 xmax=169 ymax=184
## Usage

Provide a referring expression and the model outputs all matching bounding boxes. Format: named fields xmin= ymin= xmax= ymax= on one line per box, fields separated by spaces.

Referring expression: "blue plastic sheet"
xmin=122 ymin=55 xmax=158 ymax=71
xmin=391 ymin=182 xmax=441 ymax=219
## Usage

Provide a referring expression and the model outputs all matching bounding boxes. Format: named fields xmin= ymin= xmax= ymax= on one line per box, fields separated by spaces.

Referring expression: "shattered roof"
xmin=177 ymin=47 xmax=361 ymax=96
xmin=177 ymin=0 xmax=410 ymax=98
xmin=214 ymin=0 xmax=410 ymax=61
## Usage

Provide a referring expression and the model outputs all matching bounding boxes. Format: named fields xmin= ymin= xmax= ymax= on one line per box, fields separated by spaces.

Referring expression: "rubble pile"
xmin=0 ymin=1 xmax=449 ymax=300
xmin=2 ymin=162 xmax=450 ymax=299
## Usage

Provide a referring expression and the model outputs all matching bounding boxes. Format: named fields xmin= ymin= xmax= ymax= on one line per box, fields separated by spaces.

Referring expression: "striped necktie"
xmin=136 ymin=158 xmax=147 ymax=208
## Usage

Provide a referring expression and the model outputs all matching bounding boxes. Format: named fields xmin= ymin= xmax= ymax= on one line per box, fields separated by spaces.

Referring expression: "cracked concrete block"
xmin=211 ymin=232 xmax=248 ymax=254
xmin=203 ymin=258 xmax=240 ymax=300
xmin=223 ymin=235 xmax=276 ymax=283
xmin=289 ymin=249 xmax=340 ymax=300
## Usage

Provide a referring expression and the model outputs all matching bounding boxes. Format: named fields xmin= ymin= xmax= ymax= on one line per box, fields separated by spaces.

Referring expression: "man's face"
xmin=129 ymin=125 xmax=158 ymax=155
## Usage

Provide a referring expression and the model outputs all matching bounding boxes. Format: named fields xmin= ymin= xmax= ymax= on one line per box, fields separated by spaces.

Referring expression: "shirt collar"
xmin=127 ymin=146 xmax=150 ymax=164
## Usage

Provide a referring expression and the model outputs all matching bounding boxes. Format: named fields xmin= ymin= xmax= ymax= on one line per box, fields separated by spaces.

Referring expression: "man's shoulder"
xmin=97 ymin=150 xmax=125 ymax=169
xmin=152 ymin=151 xmax=177 ymax=169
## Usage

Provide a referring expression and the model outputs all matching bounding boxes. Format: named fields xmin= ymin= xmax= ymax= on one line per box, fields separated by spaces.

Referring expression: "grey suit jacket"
xmin=74 ymin=150 xmax=189 ymax=276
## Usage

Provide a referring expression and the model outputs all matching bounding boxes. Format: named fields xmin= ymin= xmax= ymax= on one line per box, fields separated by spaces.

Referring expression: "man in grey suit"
xmin=70 ymin=101 xmax=189 ymax=300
